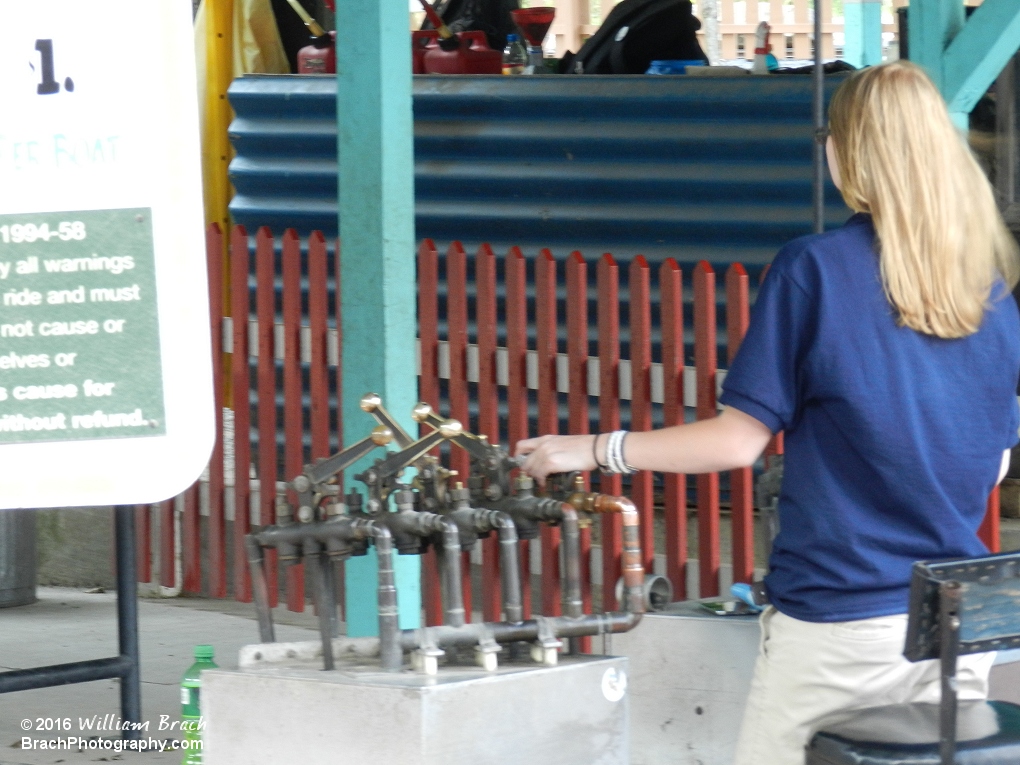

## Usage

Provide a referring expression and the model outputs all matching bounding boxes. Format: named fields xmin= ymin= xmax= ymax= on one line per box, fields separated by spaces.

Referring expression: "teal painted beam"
xmin=844 ymin=0 xmax=883 ymax=69
xmin=909 ymin=0 xmax=964 ymax=91
xmin=336 ymin=0 xmax=422 ymax=637
xmin=943 ymin=0 xmax=1020 ymax=115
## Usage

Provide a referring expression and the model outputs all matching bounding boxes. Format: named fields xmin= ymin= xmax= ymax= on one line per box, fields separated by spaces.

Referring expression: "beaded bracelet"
xmin=604 ymin=430 xmax=637 ymax=475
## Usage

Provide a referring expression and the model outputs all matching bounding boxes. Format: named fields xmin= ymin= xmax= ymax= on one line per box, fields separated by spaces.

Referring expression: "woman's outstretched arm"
xmin=515 ymin=406 xmax=773 ymax=482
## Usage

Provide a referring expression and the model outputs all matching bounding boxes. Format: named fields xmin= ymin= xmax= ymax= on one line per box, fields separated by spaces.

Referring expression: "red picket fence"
xmin=134 ymin=225 xmax=1003 ymax=619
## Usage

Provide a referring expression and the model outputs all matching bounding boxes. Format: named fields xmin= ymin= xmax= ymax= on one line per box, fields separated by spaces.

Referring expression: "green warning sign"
xmin=0 ymin=207 xmax=165 ymax=444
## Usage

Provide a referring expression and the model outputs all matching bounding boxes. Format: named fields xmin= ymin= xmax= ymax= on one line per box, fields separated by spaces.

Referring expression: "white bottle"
xmin=752 ymin=21 xmax=771 ymax=75
xmin=502 ymin=34 xmax=526 ymax=75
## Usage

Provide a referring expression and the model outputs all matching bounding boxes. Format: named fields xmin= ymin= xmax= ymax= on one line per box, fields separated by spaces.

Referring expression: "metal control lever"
xmin=360 ymin=419 xmax=463 ymax=490
xmin=412 ymin=402 xmax=495 ymax=461
xmin=360 ymin=393 xmax=415 ymax=448
xmin=306 ymin=426 xmax=395 ymax=487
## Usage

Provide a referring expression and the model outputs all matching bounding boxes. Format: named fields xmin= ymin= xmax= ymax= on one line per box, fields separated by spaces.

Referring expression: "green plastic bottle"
xmin=180 ymin=645 xmax=216 ymax=764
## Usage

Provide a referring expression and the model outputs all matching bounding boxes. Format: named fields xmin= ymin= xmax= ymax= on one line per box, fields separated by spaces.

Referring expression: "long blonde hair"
xmin=828 ymin=61 xmax=1019 ymax=339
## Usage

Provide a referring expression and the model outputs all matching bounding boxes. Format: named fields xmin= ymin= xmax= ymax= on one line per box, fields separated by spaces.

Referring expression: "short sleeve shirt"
xmin=719 ymin=213 xmax=1020 ymax=622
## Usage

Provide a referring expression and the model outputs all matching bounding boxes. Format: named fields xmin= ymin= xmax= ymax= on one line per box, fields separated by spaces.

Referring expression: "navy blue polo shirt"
xmin=719 ymin=213 xmax=1020 ymax=622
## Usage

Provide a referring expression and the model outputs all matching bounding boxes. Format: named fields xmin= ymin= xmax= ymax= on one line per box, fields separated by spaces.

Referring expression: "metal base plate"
xmin=607 ymin=600 xmax=761 ymax=765
xmin=204 ymin=652 xmax=629 ymax=765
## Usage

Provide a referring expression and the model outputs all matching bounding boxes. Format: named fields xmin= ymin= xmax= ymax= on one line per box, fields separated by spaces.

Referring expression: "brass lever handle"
xmin=361 ymin=393 xmax=414 ymax=448
xmin=306 ymin=425 xmax=394 ymax=486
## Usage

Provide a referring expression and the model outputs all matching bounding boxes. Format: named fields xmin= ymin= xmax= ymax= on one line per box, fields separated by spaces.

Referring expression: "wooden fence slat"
xmin=185 ymin=224 xmax=221 ymax=595
xmin=159 ymin=499 xmax=175 ymax=591
xmin=231 ymin=225 xmax=252 ymax=602
xmin=475 ymin=244 xmax=502 ymax=622
xmin=282 ymin=229 xmax=305 ymax=612
xmin=726 ymin=263 xmax=754 ymax=586
xmin=506 ymin=247 xmax=531 ymax=618
xmin=256 ymin=227 xmax=279 ymax=607
xmin=566 ymin=252 xmax=592 ymax=649
xmin=446 ymin=242 xmax=473 ymax=620
xmin=980 ymin=487 xmax=1001 ymax=553
xmin=598 ymin=254 xmax=623 ymax=611
xmin=694 ymin=261 xmax=721 ymax=598
xmin=182 ymin=481 xmax=199 ymax=595
xmin=417 ymin=239 xmax=443 ymax=627
xmin=629 ymin=257 xmax=655 ymax=575
xmin=309 ymin=233 xmax=330 ymax=462
xmin=660 ymin=259 xmax=687 ymax=600
xmin=136 ymin=505 xmax=151 ymax=583
xmin=536 ymin=250 xmax=561 ymax=616
xmin=207 ymin=224 xmax=227 ymax=599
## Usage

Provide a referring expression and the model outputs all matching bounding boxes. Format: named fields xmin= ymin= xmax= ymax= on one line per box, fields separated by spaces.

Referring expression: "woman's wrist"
xmin=591 ymin=433 xmax=607 ymax=471
xmin=598 ymin=430 xmax=638 ymax=475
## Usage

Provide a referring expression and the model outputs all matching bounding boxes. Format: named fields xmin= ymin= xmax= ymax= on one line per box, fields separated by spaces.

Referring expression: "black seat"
xmin=807 ymin=550 xmax=1020 ymax=765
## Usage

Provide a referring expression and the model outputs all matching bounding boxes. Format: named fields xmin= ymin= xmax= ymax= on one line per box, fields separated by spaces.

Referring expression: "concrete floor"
xmin=0 ymin=588 xmax=319 ymax=765
xmin=1 ymin=588 xmax=1017 ymax=765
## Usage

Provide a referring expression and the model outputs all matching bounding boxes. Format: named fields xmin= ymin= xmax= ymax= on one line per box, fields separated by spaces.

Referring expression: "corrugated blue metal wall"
xmin=229 ymin=73 xmax=851 ymax=475
xmin=228 ymin=73 xmax=849 ymax=267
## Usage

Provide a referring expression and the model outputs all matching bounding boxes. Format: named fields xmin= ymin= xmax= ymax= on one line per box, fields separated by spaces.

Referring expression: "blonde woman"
xmin=516 ymin=61 xmax=1020 ymax=764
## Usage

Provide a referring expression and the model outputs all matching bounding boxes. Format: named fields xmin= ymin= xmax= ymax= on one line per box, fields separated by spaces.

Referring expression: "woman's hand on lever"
xmin=516 ymin=407 xmax=773 ymax=484
xmin=516 ymin=434 xmax=598 ymax=483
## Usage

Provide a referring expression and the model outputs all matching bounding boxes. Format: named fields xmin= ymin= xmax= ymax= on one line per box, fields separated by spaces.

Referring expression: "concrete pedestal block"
xmin=608 ymin=601 xmax=760 ymax=765
xmin=203 ymin=653 xmax=629 ymax=765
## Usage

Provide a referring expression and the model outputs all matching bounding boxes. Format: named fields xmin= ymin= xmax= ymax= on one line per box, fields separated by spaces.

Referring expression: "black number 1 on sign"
xmin=34 ymin=39 xmax=74 ymax=95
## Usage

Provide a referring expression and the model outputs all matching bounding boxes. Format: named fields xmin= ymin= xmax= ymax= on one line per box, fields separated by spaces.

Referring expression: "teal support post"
xmin=908 ymin=0 xmax=1020 ymax=127
xmin=843 ymin=0 xmax=883 ymax=69
xmin=336 ymin=0 xmax=422 ymax=637
xmin=944 ymin=0 xmax=1020 ymax=115
xmin=908 ymin=0 xmax=964 ymax=92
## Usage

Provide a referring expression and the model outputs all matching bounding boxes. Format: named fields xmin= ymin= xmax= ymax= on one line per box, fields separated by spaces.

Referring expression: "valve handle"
xmin=413 ymin=401 xmax=499 ymax=462
xmin=306 ymin=425 xmax=394 ymax=486
xmin=371 ymin=419 xmax=463 ymax=480
xmin=361 ymin=393 xmax=415 ymax=448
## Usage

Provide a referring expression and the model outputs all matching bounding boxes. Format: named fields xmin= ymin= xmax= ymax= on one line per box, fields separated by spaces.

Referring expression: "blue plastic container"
xmin=646 ymin=59 xmax=706 ymax=74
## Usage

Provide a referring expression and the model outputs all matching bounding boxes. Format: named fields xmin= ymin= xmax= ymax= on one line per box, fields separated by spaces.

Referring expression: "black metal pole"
xmin=938 ymin=582 xmax=962 ymax=765
xmin=114 ymin=505 xmax=142 ymax=741
xmin=813 ymin=0 xmax=826 ymax=234
xmin=0 ymin=656 xmax=133 ymax=693
xmin=0 ymin=506 xmax=143 ymax=742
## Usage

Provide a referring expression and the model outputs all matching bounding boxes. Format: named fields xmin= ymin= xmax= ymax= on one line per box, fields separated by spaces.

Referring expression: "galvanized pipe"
xmin=559 ymin=504 xmax=584 ymax=619
xmin=307 ymin=543 xmax=335 ymax=670
xmin=245 ymin=535 xmax=276 ymax=643
xmin=398 ymin=611 xmax=642 ymax=652
xmin=490 ymin=511 xmax=523 ymax=623
xmin=253 ymin=518 xmax=363 ymax=547
xmin=437 ymin=517 xmax=467 ymax=628
xmin=383 ymin=501 xmax=467 ymax=629
xmin=355 ymin=520 xmax=402 ymax=672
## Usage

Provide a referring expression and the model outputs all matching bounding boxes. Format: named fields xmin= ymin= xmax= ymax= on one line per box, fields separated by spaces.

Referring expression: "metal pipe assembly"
xmin=245 ymin=394 xmax=662 ymax=674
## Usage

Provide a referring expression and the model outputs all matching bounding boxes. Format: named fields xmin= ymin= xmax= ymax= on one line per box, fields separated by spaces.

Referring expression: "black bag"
xmin=421 ymin=0 xmax=520 ymax=52
xmin=564 ymin=0 xmax=707 ymax=75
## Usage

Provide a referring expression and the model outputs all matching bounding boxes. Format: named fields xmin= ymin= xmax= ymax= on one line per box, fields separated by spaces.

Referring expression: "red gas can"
xmin=422 ymin=32 xmax=502 ymax=75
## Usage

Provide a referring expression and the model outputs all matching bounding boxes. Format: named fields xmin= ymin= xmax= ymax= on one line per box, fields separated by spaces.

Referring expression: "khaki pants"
xmin=733 ymin=607 xmax=995 ymax=765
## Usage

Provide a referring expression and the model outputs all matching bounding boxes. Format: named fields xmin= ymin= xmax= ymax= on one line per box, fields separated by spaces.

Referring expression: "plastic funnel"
xmin=511 ymin=7 xmax=555 ymax=47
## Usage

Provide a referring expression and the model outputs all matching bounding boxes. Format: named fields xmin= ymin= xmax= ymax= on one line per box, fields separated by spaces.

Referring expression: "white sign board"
xmin=0 ymin=1 xmax=214 ymax=508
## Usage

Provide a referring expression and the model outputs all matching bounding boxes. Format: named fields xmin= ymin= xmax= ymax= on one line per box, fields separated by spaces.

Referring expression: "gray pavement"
xmin=0 ymin=588 xmax=318 ymax=765
xmin=1 ymin=588 xmax=1017 ymax=765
